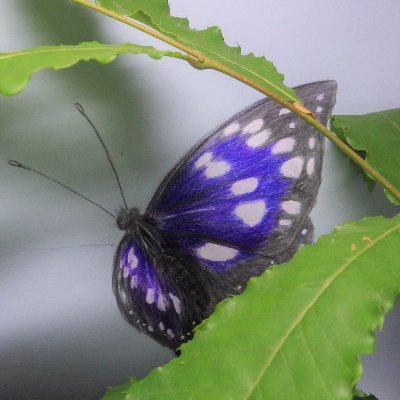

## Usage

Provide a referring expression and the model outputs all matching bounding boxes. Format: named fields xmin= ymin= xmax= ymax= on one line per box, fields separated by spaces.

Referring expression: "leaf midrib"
xmin=242 ymin=222 xmax=400 ymax=399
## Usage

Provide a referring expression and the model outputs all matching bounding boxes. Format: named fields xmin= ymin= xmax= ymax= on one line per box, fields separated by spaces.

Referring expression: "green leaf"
xmin=96 ymin=0 xmax=298 ymax=102
xmin=0 ymin=41 xmax=186 ymax=96
xmin=331 ymin=110 xmax=400 ymax=205
xmin=102 ymin=214 xmax=400 ymax=400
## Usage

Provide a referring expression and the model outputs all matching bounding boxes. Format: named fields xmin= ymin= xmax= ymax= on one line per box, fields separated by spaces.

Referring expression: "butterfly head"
xmin=116 ymin=207 xmax=159 ymax=233
xmin=116 ymin=207 xmax=142 ymax=231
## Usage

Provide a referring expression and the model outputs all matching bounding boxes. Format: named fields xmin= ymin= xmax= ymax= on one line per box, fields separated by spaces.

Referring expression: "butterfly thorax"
xmin=117 ymin=207 xmax=139 ymax=230
xmin=116 ymin=207 xmax=156 ymax=230
xmin=116 ymin=207 xmax=163 ymax=254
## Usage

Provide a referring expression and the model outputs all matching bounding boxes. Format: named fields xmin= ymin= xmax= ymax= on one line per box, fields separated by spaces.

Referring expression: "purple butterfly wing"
xmin=147 ymin=81 xmax=337 ymax=274
xmin=113 ymin=235 xmax=224 ymax=350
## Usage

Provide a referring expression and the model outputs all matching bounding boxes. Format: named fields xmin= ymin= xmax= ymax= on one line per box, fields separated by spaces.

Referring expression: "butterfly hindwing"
xmin=113 ymin=234 xmax=224 ymax=349
xmin=114 ymin=239 xmax=187 ymax=349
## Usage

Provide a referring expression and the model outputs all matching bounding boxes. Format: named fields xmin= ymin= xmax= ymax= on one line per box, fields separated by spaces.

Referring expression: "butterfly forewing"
xmin=147 ymin=81 xmax=336 ymax=269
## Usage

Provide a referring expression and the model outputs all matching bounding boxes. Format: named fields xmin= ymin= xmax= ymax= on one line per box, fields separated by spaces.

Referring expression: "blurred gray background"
xmin=0 ymin=1 xmax=399 ymax=399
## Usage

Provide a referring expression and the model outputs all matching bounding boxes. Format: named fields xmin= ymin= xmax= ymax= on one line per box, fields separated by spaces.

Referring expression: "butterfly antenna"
xmin=75 ymin=103 xmax=128 ymax=210
xmin=8 ymin=160 xmax=116 ymax=219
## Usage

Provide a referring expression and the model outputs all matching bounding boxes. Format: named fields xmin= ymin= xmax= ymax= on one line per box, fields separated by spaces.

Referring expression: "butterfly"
xmin=113 ymin=80 xmax=337 ymax=351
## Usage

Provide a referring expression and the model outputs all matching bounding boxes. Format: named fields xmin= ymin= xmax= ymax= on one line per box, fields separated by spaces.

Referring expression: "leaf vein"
xmin=377 ymin=112 xmax=400 ymax=134
xmin=298 ymin=323 xmax=332 ymax=398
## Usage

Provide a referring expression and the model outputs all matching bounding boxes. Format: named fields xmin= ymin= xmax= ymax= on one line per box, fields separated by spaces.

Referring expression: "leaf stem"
xmin=72 ymin=0 xmax=400 ymax=203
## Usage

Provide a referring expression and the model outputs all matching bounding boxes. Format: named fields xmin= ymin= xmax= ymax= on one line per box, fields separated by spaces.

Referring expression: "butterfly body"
xmin=113 ymin=81 xmax=337 ymax=351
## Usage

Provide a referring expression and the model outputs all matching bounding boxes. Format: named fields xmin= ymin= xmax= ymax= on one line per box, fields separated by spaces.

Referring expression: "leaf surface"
xmin=0 ymin=41 xmax=185 ymax=96
xmin=331 ymin=110 xmax=400 ymax=205
xmin=96 ymin=0 xmax=298 ymax=102
xmin=103 ymin=215 xmax=400 ymax=399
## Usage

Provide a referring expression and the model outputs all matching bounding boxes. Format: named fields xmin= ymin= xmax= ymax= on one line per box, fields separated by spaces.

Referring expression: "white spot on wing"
xmin=159 ymin=322 xmax=165 ymax=331
xmin=316 ymin=106 xmax=324 ymax=113
xmin=231 ymin=177 xmax=259 ymax=195
xmin=169 ymin=293 xmax=182 ymax=314
xmin=167 ymin=329 xmax=175 ymax=338
xmin=307 ymin=158 xmax=315 ymax=176
xmin=279 ymin=108 xmax=291 ymax=116
xmin=316 ymin=93 xmax=325 ymax=101
xmin=119 ymin=290 xmax=127 ymax=302
xmin=302 ymin=229 xmax=308 ymax=235
xmin=282 ymin=200 xmax=301 ymax=215
xmin=197 ymin=243 xmax=238 ymax=262
xmin=242 ymin=119 xmax=263 ymax=134
xmin=309 ymin=137 xmax=316 ymax=149
xmin=223 ymin=122 xmax=240 ymax=136
xmin=146 ymin=288 xmax=155 ymax=304
xmin=128 ymin=248 xmax=138 ymax=269
xmin=148 ymin=325 xmax=154 ymax=332
xmin=234 ymin=200 xmax=266 ymax=227
xmin=157 ymin=294 xmax=167 ymax=311
xmin=205 ymin=161 xmax=230 ymax=178
xmin=280 ymin=157 xmax=304 ymax=178
xmin=123 ymin=267 xmax=130 ymax=278
xmin=246 ymin=129 xmax=271 ymax=148
xmin=195 ymin=152 xmax=213 ymax=169
xmin=279 ymin=219 xmax=292 ymax=226
xmin=289 ymin=122 xmax=296 ymax=129
xmin=130 ymin=275 xmax=138 ymax=288
xmin=271 ymin=138 xmax=295 ymax=154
